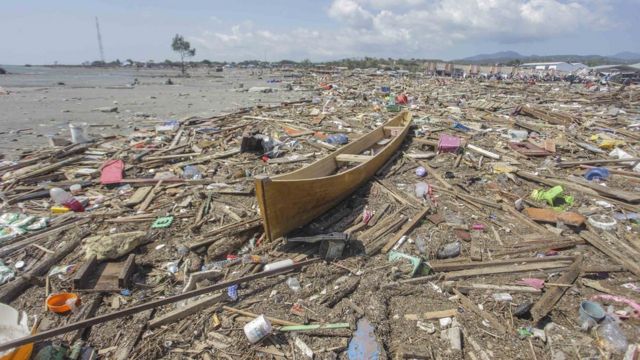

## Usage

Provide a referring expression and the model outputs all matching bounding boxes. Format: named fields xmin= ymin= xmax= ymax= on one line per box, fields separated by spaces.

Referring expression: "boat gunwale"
xmin=266 ymin=111 xmax=411 ymax=183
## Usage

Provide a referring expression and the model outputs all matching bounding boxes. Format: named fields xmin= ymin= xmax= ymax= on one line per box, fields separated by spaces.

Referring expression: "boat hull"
xmin=255 ymin=111 xmax=412 ymax=241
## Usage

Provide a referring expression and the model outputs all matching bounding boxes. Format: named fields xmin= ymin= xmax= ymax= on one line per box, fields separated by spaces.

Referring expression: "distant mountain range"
xmin=457 ymin=51 xmax=640 ymax=65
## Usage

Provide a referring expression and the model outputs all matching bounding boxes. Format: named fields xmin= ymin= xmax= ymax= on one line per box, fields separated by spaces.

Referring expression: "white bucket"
xmin=69 ymin=123 xmax=90 ymax=144
xmin=243 ymin=315 xmax=272 ymax=343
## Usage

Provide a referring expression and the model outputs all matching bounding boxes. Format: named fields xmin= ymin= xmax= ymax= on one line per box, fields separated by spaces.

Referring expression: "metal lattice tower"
xmin=95 ymin=17 xmax=105 ymax=62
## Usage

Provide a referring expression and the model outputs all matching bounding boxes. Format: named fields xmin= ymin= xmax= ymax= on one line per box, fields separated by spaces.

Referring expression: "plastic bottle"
xmin=286 ymin=277 xmax=301 ymax=292
xmin=263 ymin=259 xmax=294 ymax=272
xmin=596 ymin=317 xmax=628 ymax=353
xmin=49 ymin=187 xmax=84 ymax=212
xmin=244 ymin=315 xmax=272 ymax=343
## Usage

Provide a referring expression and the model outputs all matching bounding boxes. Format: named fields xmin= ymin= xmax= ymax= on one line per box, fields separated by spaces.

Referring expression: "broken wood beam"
xmin=452 ymin=288 xmax=507 ymax=333
xmin=443 ymin=260 xmax=573 ymax=280
xmin=381 ymin=207 xmax=430 ymax=253
xmin=149 ymin=294 xmax=226 ymax=328
xmin=556 ymin=158 xmax=640 ymax=168
xmin=530 ymin=255 xmax=583 ymax=322
xmin=429 ymin=255 xmax=576 ymax=272
xmin=581 ymin=231 xmax=640 ymax=277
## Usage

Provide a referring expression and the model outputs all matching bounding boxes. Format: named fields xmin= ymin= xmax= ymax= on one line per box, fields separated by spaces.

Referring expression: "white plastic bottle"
xmin=263 ymin=259 xmax=294 ymax=272
xmin=50 ymin=188 xmax=85 ymax=212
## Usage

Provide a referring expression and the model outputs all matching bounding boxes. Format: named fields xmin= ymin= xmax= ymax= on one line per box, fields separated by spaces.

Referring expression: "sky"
xmin=1 ymin=0 xmax=639 ymax=64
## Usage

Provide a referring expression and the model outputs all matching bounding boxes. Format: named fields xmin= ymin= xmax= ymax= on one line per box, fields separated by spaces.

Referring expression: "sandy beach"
xmin=0 ymin=66 xmax=309 ymax=158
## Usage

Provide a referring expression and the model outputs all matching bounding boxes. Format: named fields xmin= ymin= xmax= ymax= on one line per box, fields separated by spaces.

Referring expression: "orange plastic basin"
xmin=46 ymin=293 xmax=80 ymax=314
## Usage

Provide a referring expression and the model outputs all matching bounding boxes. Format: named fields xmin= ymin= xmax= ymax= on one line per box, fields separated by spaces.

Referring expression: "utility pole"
xmin=95 ymin=16 xmax=105 ymax=62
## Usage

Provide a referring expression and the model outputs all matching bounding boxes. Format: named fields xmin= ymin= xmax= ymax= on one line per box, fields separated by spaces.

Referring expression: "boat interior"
xmin=276 ymin=116 xmax=409 ymax=180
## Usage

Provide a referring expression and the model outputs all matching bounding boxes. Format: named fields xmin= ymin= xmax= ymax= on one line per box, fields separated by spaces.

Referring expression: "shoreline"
xmin=0 ymin=67 xmax=311 ymax=159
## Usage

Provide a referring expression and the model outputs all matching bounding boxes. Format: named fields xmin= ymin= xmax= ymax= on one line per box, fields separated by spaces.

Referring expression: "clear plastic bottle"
xmin=50 ymin=187 xmax=84 ymax=212
xmin=263 ymin=259 xmax=294 ymax=272
xmin=596 ymin=317 xmax=628 ymax=353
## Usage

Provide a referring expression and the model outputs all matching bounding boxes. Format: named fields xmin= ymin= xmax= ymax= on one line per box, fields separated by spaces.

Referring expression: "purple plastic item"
xmin=438 ymin=134 xmax=461 ymax=153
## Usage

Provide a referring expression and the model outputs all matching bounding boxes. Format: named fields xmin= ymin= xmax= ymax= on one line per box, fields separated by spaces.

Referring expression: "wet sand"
xmin=0 ymin=66 xmax=309 ymax=158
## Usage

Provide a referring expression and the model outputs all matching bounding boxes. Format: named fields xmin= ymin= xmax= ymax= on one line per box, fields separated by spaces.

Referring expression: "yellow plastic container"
xmin=51 ymin=206 xmax=71 ymax=214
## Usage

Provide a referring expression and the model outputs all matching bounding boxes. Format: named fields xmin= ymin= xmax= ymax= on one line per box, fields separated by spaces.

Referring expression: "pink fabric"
xmin=516 ymin=278 xmax=545 ymax=290
xmin=100 ymin=159 xmax=124 ymax=184
xmin=591 ymin=294 xmax=640 ymax=319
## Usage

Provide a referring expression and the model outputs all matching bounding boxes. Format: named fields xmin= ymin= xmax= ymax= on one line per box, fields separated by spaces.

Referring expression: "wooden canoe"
xmin=255 ymin=111 xmax=412 ymax=241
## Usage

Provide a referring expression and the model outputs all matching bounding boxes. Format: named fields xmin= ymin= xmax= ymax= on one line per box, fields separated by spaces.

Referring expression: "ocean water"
xmin=0 ymin=65 xmax=157 ymax=88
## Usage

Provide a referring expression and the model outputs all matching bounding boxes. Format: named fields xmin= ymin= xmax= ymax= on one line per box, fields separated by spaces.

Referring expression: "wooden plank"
xmin=188 ymin=217 xmax=262 ymax=249
xmin=453 ymin=283 xmax=541 ymax=293
xmin=452 ymin=288 xmax=507 ymax=334
xmin=429 ymin=255 xmax=576 ymax=272
xmin=118 ymin=254 xmax=136 ymax=289
xmin=138 ymin=179 xmax=163 ymax=212
xmin=124 ymin=186 xmax=152 ymax=207
xmin=581 ymin=231 xmax=640 ymax=277
xmin=95 ymin=262 xmax=122 ymax=291
xmin=381 ymin=207 xmax=430 ymax=253
xmin=530 ymin=255 xmax=583 ymax=322
xmin=335 ymin=154 xmax=374 ymax=163
xmin=444 ymin=261 xmax=573 ymax=280
xmin=557 ymin=158 xmax=640 ymax=167
xmin=114 ymin=310 xmax=153 ymax=360
xmin=568 ymin=177 xmax=640 ymax=203
xmin=13 ymin=155 xmax=83 ymax=181
xmin=73 ymin=255 xmax=97 ymax=289
xmin=404 ymin=309 xmax=458 ymax=321
xmin=417 ymin=160 xmax=453 ymax=190
xmin=148 ymin=294 xmax=225 ymax=328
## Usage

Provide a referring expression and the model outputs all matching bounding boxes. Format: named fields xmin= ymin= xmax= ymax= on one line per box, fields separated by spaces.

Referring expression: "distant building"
xmin=520 ymin=62 xmax=587 ymax=72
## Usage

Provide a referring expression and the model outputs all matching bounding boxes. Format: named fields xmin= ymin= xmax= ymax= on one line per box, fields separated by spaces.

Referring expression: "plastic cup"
xmin=243 ymin=315 xmax=272 ymax=343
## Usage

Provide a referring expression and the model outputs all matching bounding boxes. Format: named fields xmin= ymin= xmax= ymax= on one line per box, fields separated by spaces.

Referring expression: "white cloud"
xmin=191 ymin=0 xmax=614 ymax=61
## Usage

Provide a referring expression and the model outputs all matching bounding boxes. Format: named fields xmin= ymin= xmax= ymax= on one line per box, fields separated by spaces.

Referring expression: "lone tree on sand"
xmin=171 ymin=34 xmax=196 ymax=75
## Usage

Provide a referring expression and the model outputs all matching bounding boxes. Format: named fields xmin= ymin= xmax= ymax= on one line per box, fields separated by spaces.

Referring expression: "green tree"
xmin=171 ymin=34 xmax=196 ymax=75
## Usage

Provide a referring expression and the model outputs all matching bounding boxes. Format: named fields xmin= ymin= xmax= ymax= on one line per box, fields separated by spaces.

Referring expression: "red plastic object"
xmin=437 ymin=134 xmax=461 ymax=153
xmin=100 ymin=160 xmax=125 ymax=185
xmin=395 ymin=94 xmax=408 ymax=105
